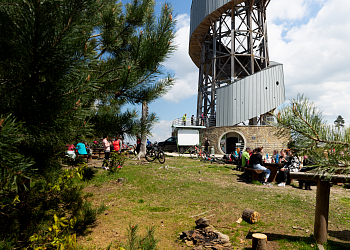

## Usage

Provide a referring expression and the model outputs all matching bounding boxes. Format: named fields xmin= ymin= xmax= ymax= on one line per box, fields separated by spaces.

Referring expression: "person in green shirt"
xmin=242 ymin=147 xmax=251 ymax=167
xmin=182 ymin=113 xmax=187 ymax=126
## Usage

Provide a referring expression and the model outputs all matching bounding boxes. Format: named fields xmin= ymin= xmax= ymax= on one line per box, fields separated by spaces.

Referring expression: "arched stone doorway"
xmin=218 ymin=131 xmax=246 ymax=154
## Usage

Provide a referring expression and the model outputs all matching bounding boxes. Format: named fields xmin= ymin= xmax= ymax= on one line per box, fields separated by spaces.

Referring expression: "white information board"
xmin=177 ymin=129 xmax=199 ymax=146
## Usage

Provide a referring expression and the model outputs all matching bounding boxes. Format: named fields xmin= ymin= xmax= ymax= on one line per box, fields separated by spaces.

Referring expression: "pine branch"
xmin=100 ymin=77 xmax=121 ymax=84
xmin=97 ymin=66 xmax=124 ymax=79
xmin=52 ymin=10 xmax=77 ymax=48
xmin=277 ymin=115 xmax=350 ymax=146
xmin=292 ymin=102 xmax=321 ymax=141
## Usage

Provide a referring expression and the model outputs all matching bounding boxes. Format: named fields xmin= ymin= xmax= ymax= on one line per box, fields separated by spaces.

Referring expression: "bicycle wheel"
xmin=190 ymin=148 xmax=199 ymax=159
xmin=179 ymin=146 xmax=186 ymax=154
xmin=158 ymin=151 xmax=165 ymax=164
xmin=145 ymin=149 xmax=157 ymax=162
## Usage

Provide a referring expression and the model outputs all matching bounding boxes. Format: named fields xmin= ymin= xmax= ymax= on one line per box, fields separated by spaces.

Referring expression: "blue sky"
xmin=122 ymin=0 xmax=350 ymax=143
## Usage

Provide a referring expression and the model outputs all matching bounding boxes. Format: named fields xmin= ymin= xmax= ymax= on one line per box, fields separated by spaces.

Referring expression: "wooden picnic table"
xmin=264 ymin=163 xmax=283 ymax=182
xmin=92 ymin=147 xmax=104 ymax=158
xmin=289 ymin=172 xmax=349 ymax=244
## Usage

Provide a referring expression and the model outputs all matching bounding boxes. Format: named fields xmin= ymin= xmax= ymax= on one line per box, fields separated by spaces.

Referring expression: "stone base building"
xmin=202 ymin=126 xmax=289 ymax=155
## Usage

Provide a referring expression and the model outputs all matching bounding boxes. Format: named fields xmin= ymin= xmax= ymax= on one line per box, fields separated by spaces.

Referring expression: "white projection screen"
xmin=177 ymin=129 xmax=200 ymax=146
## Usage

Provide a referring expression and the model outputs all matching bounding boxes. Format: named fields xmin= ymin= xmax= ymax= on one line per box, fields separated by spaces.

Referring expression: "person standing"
xmin=204 ymin=138 xmax=210 ymax=156
xmin=102 ymin=135 xmax=110 ymax=169
xmin=182 ymin=113 xmax=187 ymax=126
xmin=113 ymin=137 xmax=121 ymax=153
xmin=250 ymin=147 xmax=270 ymax=185
xmin=136 ymin=136 xmax=141 ymax=154
xmin=201 ymin=113 xmax=205 ymax=126
xmin=242 ymin=147 xmax=251 ymax=167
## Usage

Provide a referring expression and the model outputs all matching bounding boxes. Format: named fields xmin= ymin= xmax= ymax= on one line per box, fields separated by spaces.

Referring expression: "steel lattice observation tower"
xmin=189 ymin=0 xmax=285 ymax=127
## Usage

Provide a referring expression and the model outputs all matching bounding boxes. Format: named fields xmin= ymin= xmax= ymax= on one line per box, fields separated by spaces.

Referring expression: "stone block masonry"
xmin=202 ymin=125 xmax=290 ymax=155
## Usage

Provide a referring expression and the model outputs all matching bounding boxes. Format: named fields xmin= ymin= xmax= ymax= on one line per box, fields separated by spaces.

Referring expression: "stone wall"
xmin=202 ymin=126 xmax=290 ymax=155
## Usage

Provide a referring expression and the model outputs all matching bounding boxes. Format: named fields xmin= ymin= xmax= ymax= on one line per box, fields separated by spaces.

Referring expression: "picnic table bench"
xmin=243 ymin=164 xmax=294 ymax=184
xmin=77 ymin=154 xmax=93 ymax=163
xmin=92 ymin=147 xmax=104 ymax=158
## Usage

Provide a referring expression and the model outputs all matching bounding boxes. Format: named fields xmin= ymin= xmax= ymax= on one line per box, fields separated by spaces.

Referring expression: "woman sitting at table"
xmin=277 ymin=150 xmax=300 ymax=187
xmin=250 ymin=147 xmax=271 ymax=185
xmin=279 ymin=149 xmax=287 ymax=163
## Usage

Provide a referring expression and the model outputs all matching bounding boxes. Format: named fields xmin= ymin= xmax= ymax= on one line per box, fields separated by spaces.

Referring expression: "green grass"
xmin=77 ymin=156 xmax=350 ymax=249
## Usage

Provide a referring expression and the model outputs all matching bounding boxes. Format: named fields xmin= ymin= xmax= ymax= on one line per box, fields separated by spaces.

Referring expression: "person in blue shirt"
xmin=76 ymin=142 xmax=87 ymax=155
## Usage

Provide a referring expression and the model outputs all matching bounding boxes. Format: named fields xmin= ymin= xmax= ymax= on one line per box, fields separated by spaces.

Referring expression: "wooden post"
xmin=314 ymin=180 xmax=330 ymax=244
xmin=289 ymin=172 xmax=349 ymax=244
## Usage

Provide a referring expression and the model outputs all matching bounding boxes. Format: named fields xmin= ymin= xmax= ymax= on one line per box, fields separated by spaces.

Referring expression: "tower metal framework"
xmin=190 ymin=0 xmax=281 ymax=126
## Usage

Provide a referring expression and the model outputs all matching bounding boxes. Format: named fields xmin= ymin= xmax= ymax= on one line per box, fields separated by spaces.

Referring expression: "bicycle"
xmin=145 ymin=142 xmax=165 ymax=164
xmin=189 ymin=145 xmax=207 ymax=159
xmin=199 ymin=155 xmax=226 ymax=164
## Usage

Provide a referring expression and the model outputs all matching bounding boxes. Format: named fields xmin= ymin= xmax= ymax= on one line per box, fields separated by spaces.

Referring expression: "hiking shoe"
xmin=278 ymin=182 xmax=285 ymax=187
xmin=263 ymin=182 xmax=270 ymax=186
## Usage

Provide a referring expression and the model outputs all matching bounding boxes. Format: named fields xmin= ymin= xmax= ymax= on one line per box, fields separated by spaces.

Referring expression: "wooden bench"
xmin=242 ymin=167 xmax=264 ymax=181
xmin=77 ymin=154 xmax=94 ymax=163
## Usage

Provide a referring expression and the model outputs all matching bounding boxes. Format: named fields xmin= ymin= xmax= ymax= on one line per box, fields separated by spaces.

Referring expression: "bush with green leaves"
xmin=109 ymin=153 xmax=127 ymax=173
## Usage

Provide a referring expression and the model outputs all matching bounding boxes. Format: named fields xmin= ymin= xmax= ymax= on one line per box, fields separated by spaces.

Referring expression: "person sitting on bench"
xmin=277 ymin=150 xmax=300 ymax=187
xmin=241 ymin=147 xmax=251 ymax=168
xmin=250 ymin=147 xmax=270 ymax=185
xmin=76 ymin=142 xmax=87 ymax=155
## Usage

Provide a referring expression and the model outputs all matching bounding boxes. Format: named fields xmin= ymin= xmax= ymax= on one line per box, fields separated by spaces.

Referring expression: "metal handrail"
xmin=171 ymin=116 xmax=217 ymax=127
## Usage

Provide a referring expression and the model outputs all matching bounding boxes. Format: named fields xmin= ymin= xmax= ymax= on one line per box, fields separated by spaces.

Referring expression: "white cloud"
xmin=149 ymin=120 xmax=173 ymax=142
xmin=268 ymin=0 xmax=350 ymax=124
xmin=268 ymin=0 xmax=308 ymax=21
xmin=162 ymin=14 xmax=198 ymax=103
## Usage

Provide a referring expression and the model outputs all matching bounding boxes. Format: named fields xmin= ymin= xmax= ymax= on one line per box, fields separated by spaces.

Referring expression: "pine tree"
xmin=0 ymin=0 xmax=175 ymax=170
xmin=0 ymin=0 xmax=175 ymax=246
xmin=334 ymin=115 xmax=345 ymax=128
xmin=275 ymin=94 xmax=350 ymax=175
xmin=90 ymin=0 xmax=175 ymax=138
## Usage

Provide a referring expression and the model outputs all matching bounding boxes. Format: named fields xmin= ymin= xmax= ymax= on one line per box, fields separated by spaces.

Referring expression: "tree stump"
xmin=242 ymin=208 xmax=260 ymax=223
xmin=252 ymin=233 xmax=267 ymax=250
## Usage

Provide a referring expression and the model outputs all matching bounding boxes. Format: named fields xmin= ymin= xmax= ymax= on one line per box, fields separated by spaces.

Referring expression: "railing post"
xmin=314 ymin=180 xmax=330 ymax=244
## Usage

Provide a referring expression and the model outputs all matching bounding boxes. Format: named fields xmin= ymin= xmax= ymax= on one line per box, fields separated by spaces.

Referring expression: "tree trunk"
xmin=138 ymin=102 xmax=148 ymax=159
xmin=242 ymin=208 xmax=260 ymax=223
xmin=252 ymin=233 xmax=267 ymax=250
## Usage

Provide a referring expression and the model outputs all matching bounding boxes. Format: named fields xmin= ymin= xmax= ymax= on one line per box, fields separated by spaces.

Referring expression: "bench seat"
xmin=242 ymin=167 xmax=263 ymax=181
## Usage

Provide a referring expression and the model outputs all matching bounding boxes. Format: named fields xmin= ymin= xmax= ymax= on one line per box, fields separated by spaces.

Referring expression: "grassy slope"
xmin=77 ymin=155 xmax=350 ymax=250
